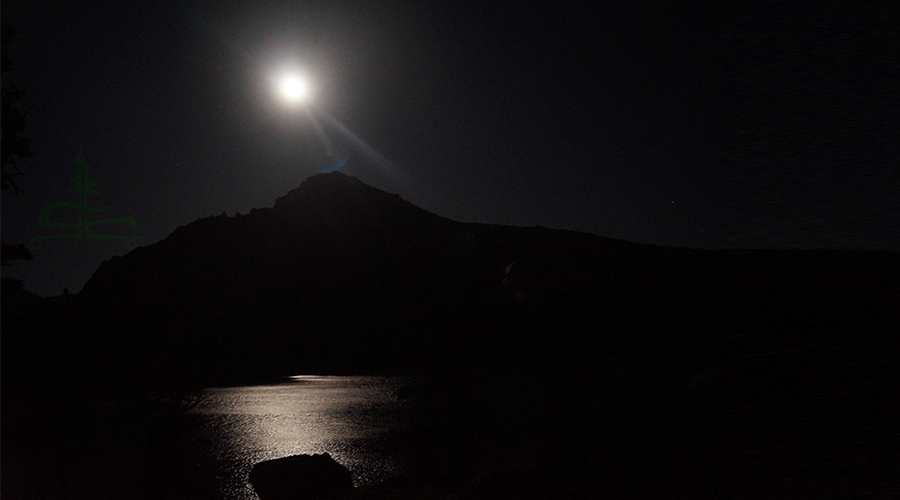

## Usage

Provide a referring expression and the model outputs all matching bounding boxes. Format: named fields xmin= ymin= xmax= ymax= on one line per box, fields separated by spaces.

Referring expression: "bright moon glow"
xmin=278 ymin=75 xmax=310 ymax=103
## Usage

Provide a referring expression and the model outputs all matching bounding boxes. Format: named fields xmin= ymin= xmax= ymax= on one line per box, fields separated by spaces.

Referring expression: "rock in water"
xmin=249 ymin=453 xmax=354 ymax=500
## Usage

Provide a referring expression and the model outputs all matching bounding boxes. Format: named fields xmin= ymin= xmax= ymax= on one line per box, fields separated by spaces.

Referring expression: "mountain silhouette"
xmin=30 ymin=171 xmax=715 ymax=392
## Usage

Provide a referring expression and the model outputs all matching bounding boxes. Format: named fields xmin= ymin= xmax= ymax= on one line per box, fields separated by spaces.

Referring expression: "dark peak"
xmin=273 ymin=171 xmax=404 ymax=215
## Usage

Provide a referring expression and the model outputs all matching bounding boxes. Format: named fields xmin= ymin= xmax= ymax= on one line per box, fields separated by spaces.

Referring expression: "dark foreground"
xmin=4 ymin=247 xmax=899 ymax=499
xmin=1 ymin=364 xmax=715 ymax=500
xmin=5 ymin=248 xmax=899 ymax=498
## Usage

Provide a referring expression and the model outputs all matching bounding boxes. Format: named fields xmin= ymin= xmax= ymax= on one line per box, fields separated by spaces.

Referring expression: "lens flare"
xmin=316 ymin=106 xmax=397 ymax=171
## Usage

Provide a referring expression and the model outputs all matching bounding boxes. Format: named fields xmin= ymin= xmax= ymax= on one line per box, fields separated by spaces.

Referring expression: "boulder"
xmin=249 ymin=453 xmax=354 ymax=500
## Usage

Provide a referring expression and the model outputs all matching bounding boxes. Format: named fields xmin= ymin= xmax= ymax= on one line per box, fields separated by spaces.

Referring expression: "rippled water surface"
xmin=187 ymin=376 xmax=419 ymax=500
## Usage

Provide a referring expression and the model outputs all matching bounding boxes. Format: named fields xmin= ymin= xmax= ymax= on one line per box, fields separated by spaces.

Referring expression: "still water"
xmin=186 ymin=376 xmax=420 ymax=500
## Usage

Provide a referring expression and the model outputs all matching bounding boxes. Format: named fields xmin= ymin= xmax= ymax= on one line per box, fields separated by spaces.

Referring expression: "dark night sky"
xmin=1 ymin=1 xmax=895 ymax=296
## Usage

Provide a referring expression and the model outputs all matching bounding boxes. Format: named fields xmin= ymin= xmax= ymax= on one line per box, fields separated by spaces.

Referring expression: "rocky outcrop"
xmin=250 ymin=453 xmax=354 ymax=500
xmin=250 ymin=457 xmax=605 ymax=500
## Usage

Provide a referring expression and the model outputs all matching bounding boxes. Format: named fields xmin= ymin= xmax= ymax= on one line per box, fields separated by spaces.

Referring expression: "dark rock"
xmin=249 ymin=453 xmax=354 ymax=500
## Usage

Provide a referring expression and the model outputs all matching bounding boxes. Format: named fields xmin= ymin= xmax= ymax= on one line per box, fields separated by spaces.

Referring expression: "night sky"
xmin=2 ymin=1 xmax=895 ymax=296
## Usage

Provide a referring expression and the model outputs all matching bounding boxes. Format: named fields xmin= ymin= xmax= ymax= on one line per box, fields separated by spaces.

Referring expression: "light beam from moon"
xmin=315 ymin=106 xmax=398 ymax=173
xmin=305 ymin=107 xmax=334 ymax=157
xmin=313 ymin=105 xmax=424 ymax=193
xmin=269 ymin=71 xmax=408 ymax=181
xmin=271 ymin=72 xmax=346 ymax=172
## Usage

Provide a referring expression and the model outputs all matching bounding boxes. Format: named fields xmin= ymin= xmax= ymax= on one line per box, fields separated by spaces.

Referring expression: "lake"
xmin=2 ymin=369 xmax=709 ymax=499
xmin=186 ymin=376 xmax=422 ymax=500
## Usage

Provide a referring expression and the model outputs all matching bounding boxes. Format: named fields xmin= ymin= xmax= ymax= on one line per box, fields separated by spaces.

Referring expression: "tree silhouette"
xmin=0 ymin=24 xmax=34 ymax=270
xmin=1 ymin=23 xmax=34 ymax=194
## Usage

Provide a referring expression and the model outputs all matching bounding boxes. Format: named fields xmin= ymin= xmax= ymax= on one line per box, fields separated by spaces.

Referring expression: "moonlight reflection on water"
xmin=187 ymin=376 xmax=418 ymax=500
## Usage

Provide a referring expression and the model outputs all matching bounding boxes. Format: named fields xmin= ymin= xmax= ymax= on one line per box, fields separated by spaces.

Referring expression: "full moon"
xmin=278 ymin=75 xmax=310 ymax=103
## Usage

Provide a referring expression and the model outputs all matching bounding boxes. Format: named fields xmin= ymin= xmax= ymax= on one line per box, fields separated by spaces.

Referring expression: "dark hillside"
xmin=60 ymin=172 xmax=718 ymax=393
